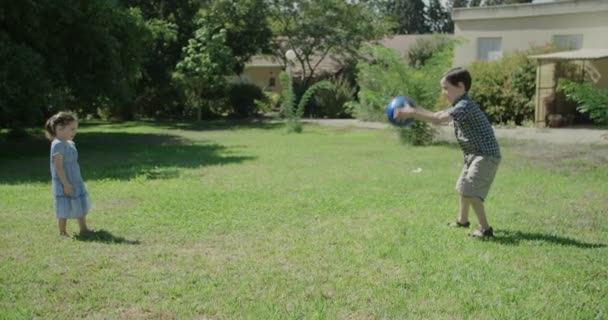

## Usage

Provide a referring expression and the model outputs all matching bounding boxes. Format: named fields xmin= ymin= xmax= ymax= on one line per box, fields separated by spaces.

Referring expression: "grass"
xmin=1 ymin=121 xmax=607 ymax=319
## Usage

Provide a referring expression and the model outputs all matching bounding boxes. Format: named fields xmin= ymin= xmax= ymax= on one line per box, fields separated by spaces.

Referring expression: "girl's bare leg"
xmin=58 ymin=219 xmax=68 ymax=236
xmin=77 ymin=217 xmax=90 ymax=234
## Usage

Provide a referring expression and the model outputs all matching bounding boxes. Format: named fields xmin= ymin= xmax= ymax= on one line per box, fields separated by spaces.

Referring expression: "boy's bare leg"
xmin=77 ymin=217 xmax=90 ymax=234
xmin=58 ymin=219 xmax=68 ymax=236
xmin=458 ymin=194 xmax=471 ymax=224
xmin=469 ymin=197 xmax=490 ymax=229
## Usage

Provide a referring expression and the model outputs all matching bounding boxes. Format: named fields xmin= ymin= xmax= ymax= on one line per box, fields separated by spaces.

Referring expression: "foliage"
xmin=226 ymin=81 xmax=265 ymax=118
xmin=173 ymin=28 xmax=234 ymax=120
xmin=254 ymin=91 xmax=282 ymax=114
xmin=196 ymin=0 xmax=273 ymax=75
xmin=0 ymin=0 xmax=147 ymax=128
xmin=407 ymin=35 xmax=454 ymax=68
xmin=557 ymin=79 xmax=608 ymax=125
xmin=385 ymin=0 xmax=429 ymax=34
xmin=122 ymin=0 xmax=200 ymax=119
xmin=279 ymin=71 xmax=330 ymax=133
xmin=467 ymin=46 xmax=556 ymax=125
xmin=350 ymin=42 xmax=454 ymax=145
xmin=349 ymin=46 xmax=411 ymax=122
xmin=313 ymin=76 xmax=357 ymax=118
xmin=398 ymin=121 xmax=437 ymax=146
xmin=269 ymin=0 xmax=391 ymax=87
xmin=427 ymin=0 xmax=453 ymax=33
xmin=0 ymin=33 xmax=53 ymax=130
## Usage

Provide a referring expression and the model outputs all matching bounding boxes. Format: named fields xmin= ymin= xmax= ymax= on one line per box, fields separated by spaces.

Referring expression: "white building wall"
xmin=453 ymin=1 xmax=608 ymax=67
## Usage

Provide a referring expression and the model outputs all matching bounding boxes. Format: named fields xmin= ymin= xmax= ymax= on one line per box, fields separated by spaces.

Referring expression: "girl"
xmin=45 ymin=112 xmax=91 ymax=237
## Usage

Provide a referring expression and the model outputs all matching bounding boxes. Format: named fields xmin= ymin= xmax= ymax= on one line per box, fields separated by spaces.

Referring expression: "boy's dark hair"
xmin=45 ymin=111 xmax=77 ymax=140
xmin=443 ymin=67 xmax=472 ymax=92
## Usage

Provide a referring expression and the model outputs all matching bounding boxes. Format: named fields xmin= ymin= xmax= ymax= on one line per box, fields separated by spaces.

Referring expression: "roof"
xmin=528 ymin=48 xmax=608 ymax=60
xmin=245 ymin=35 xmax=454 ymax=76
xmin=452 ymin=0 xmax=608 ymax=21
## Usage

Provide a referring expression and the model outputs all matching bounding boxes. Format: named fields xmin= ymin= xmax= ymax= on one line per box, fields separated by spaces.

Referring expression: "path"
xmin=302 ymin=119 xmax=608 ymax=145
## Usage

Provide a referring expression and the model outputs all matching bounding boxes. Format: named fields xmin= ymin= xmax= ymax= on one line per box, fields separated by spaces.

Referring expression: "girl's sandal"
xmin=448 ymin=221 xmax=470 ymax=228
xmin=469 ymin=226 xmax=494 ymax=238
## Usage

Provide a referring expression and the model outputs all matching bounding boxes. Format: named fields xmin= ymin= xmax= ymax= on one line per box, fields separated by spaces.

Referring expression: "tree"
xmin=269 ymin=0 xmax=391 ymax=87
xmin=0 ymin=0 xmax=146 ymax=130
xmin=451 ymin=0 xmax=469 ymax=8
xmin=427 ymin=0 xmax=453 ymax=33
xmin=173 ymin=28 xmax=234 ymax=121
xmin=197 ymin=0 xmax=273 ymax=75
xmin=385 ymin=0 xmax=429 ymax=35
xmin=121 ymin=0 xmax=202 ymax=119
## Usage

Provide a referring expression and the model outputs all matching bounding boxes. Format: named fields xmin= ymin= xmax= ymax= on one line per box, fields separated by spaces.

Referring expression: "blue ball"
xmin=386 ymin=96 xmax=415 ymax=127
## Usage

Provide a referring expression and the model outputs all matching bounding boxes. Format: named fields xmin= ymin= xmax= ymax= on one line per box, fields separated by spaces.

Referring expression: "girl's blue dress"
xmin=50 ymin=139 xmax=91 ymax=219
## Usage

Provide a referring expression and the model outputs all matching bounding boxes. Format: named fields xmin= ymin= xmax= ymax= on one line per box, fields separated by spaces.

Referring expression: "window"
xmin=477 ymin=37 xmax=502 ymax=61
xmin=552 ymin=34 xmax=583 ymax=50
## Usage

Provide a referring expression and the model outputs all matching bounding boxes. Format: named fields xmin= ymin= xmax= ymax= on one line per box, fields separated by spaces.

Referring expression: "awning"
xmin=528 ymin=48 xmax=608 ymax=61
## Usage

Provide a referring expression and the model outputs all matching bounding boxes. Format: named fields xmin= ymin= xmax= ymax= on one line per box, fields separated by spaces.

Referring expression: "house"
xmin=452 ymin=0 xmax=608 ymax=127
xmin=241 ymin=34 xmax=452 ymax=94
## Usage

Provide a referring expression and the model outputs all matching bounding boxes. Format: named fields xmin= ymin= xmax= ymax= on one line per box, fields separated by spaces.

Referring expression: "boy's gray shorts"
xmin=456 ymin=155 xmax=500 ymax=201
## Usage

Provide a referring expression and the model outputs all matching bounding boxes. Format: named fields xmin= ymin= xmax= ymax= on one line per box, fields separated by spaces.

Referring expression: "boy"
xmin=393 ymin=67 xmax=501 ymax=237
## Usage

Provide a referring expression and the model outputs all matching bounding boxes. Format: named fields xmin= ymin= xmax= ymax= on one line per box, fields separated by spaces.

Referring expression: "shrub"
xmin=467 ymin=46 xmax=557 ymax=125
xmin=557 ymin=79 xmax=608 ymax=125
xmin=279 ymin=71 xmax=330 ymax=133
xmin=313 ymin=75 xmax=356 ymax=118
xmin=398 ymin=121 xmax=437 ymax=146
xmin=350 ymin=42 xmax=454 ymax=145
xmin=227 ymin=81 xmax=265 ymax=118
xmin=407 ymin=35 xmax=453 ymax=68
xmin=254 ymin=91 xmax=281 ymax=115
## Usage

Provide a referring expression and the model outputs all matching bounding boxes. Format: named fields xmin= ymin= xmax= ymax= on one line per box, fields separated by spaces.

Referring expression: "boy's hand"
xmin=63 ymin=183 xmax=74 ymax=195
xmin=393 ymin=105 xmax=415 ymax=120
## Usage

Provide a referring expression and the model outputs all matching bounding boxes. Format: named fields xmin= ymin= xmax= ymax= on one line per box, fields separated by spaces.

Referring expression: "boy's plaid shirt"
xmin=447 ymin=95 xmax=501 ymax=159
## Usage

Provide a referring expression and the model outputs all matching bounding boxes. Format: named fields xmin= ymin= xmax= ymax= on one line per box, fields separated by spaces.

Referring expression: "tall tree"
xmin=451 ymin=0 xmax=469 ymax=8
xmin=173 ymin=28 xmax=234 ymax=121
xmin=120 ymin=0 xmax=202 ymax=118
xmin=269 ymin=0 xmax=391 ymax=87
xmin=386 ymin=0 xmax=429 ymax=34
xmin=0 ymin=0 xmax=146 ymax=129
xmin=427 ymin=0 xmax=453 ymax=33
xmin=196 ymin=0 xmax=273 ymax=75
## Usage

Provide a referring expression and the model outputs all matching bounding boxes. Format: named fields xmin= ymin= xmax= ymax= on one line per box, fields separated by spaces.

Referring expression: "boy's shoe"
xmin=469 ymin=226 xmax=494 ymax=238
xmin=448 ymin=220 xmax=470 ymax=228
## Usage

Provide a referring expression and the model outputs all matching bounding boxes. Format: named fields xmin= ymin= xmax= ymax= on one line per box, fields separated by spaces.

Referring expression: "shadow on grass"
xmin=73 ymin=229 xmax=140 ymax=245
xmin=122 ymin=118 xmax=284 ymax=132
xmin=0 ymin=131 xmax=255 ymax=183
xmin=491 ymin=229 xmax=606 ymax=248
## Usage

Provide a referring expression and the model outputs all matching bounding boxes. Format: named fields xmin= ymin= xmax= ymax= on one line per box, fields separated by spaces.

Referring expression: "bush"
xmin=227 ymin=81 xmax=265 ymax=118
xmin=254 ymin=91 xmax=281 ymax=114
xmin=350 ymin=42 xmax=454 ymax=145
xmin=557 ymin=79 xmax=608 ymax=125
xmin=313 ymin=76 xmax=356 ymax=118
xmin=398 ymin=121 xmax=437 ymax=146
xmin=467 ymin=46 xmax=556 ymax=125
xmin=0 ymin=33 xmax=52 ymax=130
xmin=279 ymin=71 xmax=330 ymax=133
xmin=407 ymin=35 xmax=453 ymax=68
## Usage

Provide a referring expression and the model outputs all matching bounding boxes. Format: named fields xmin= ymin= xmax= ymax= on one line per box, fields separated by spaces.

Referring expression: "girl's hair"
xmin=443 ymin=67 xmax=472 ymax=92
xmin=44 ymin=112 xmax=77 ymax=140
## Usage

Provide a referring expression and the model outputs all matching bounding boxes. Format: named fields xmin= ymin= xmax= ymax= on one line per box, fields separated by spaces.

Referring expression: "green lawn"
xmin=1 ymin=121 xmax=607 ymax=319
